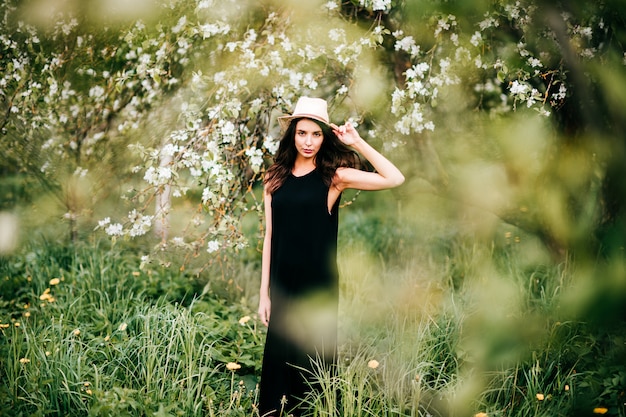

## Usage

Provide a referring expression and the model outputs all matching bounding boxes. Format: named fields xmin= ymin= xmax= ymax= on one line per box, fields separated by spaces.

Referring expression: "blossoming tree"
xmin=2 ymin=0 xmax=624 ymax=264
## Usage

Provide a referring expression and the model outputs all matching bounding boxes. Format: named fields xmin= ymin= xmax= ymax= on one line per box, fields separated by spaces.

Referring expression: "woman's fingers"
xmin=258 ymin=303 xmax=270 ymax=327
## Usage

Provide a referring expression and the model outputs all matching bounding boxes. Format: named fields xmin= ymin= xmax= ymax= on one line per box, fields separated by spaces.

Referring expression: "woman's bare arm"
xmin=258 ymin=188 xmax=272 ymax=327
xmin=331 ymin=122 xmax=405 ymax=192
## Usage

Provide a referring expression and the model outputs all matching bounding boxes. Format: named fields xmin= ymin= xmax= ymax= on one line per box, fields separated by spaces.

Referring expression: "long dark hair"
xmin=264 ymin=118 xmax=363 ymax=194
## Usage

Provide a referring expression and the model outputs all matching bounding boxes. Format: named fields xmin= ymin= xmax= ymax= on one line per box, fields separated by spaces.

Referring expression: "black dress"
xmin=259 ymin=168 xmax=340 ymax=417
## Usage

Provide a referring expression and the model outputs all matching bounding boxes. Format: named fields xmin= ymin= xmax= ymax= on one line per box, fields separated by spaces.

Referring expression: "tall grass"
xmin=0 ymin=242 xmax=262 ymax=416
xmin=1 ymin=200 xmax=625 ymax=416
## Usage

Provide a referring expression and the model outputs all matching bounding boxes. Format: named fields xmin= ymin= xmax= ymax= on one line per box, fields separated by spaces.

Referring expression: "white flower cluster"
xmin=245 ymin=147 xmax=264 ymax=173
xmin=434 ymin=15 xmax=457 ymax=38
xmin=395 ymin=35 xmax=420 ymax=58
xmin=96 ymin=211 xmax=153 ymax=238
xmin=1 ymin=0 xmax=202 ymax=182
xmin=389 ymin=26 xmax=465 ymax=135
xmin=358 ymin=0 xmax=392 ymax=12
xmin=509 ymin=80 xmax=546 ymax=113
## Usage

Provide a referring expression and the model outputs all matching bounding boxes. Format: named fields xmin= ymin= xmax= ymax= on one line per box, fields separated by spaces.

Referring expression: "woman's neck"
xmin=292 ymin=159 xmax=316 ymax=176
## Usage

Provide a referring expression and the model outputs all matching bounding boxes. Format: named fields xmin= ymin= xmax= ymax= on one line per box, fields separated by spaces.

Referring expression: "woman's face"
xmin=293 ymin=118 xmax=324 ymax=161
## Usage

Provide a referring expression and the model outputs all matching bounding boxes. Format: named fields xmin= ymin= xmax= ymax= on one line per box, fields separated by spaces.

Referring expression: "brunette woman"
xmin=258 ymin=97 xmax=404 ymax=416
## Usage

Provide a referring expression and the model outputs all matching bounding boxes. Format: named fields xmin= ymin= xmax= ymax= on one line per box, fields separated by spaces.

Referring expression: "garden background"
xmin=1 ymin=0 xmax=625 ymax=416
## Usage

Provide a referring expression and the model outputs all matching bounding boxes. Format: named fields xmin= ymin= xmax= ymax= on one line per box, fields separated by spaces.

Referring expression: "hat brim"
xmin=277 ymin=114 xmax=330 ymax=132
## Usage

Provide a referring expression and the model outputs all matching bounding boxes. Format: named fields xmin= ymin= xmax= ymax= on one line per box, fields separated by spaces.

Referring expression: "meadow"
xmin=1 ymin=188 xmax=624 ymax=417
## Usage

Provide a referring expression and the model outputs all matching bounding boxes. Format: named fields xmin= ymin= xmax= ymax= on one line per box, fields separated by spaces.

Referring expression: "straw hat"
xmin=277 ymin=97 xmax=330 ymax=131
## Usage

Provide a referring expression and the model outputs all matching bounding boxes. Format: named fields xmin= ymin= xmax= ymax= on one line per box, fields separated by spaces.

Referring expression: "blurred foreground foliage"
xmin=1 ymin=0 xmax=625 ymax=415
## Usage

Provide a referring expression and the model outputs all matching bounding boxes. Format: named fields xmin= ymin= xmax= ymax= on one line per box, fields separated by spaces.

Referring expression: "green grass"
xmin=1 ymin=204 xmax=625 ymax=416
xmin=0 ymin=242 xmax=262 ymax=416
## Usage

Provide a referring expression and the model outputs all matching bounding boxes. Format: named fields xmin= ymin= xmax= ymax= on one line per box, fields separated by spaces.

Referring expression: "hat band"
xmin=291 ymin=113 xmax=329 ymax=124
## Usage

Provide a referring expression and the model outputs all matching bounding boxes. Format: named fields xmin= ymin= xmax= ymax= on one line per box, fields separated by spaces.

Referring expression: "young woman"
xmin=258 ymin=97 xmax=404 ymax=416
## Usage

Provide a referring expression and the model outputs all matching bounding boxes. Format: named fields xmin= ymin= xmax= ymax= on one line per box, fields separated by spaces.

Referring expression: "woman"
xmin=258 ymin=97 xmax=404 ymax=416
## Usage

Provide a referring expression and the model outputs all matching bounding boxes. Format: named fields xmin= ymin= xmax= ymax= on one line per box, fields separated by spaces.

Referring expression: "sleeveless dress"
xmin=259 ymin=168 xmax=340 ymax=417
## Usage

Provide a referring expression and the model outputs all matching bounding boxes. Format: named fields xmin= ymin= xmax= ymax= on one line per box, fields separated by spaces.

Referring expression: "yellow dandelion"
xmin=367 ymin=359 xmax=380 ymax=369
xmin=24 ymin=312 xmax=31 ymax=318
xmin=14 ymin=322 xmax=20 ymax=327
xmin=593 ymin=408 xmax=608 ymax=415
xmin=73 ymin=329 xmax=81 ymax=336
xmin=40 ymin=288 xmax=51 ymax=300
xmin=475 ymin=413 xmax=488 ymax=417
xmin=86 ymin=389 xmax=93 ymax=395
xmin=23 ymin=303 xmax=29 ymax=309
xmin=49 ymin=278 xmax=61 ymax=286
xmin=238 ymin=315 xmax=251 ymax=325
xmin=104 ymin=335 xmax=110 ymax=342
xmin=84 ymin=381 xmax=91 ymax=387
xmin=564 ymin=384 xmax=570 ymax=391
xmin=536 ymin=393 xmax=545 ymax=401
xmin=0 ymin=323 xmax=9 ymax=329
xmin=226 ymin=362 xmax=241 ymax=371
xmin=504 ymin=232 xmax=512 ymax=238
xmin=45 ymin=351 xmax=51 ymax=356
xmin=19 ymin=358 xmax=30 ymax=364
xmin=132 ymin=271 xmax=140 ymax=277
xmin=117 ymin=322 xmax=128 ymax=331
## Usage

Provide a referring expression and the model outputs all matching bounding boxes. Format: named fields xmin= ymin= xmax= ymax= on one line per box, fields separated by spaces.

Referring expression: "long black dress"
xmin=259 ymin=168 xmax=340 ymax=417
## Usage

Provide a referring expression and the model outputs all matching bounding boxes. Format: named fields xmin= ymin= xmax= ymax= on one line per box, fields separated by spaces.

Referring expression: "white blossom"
xmin=325 ymin=1 xmax=339 ymax=11
xmin=391 ymin=88 xmax=405 ymax=114
xmin=128 ymin=211 xmax=152 ymax=237
xmin=328 ymin=28 xmax=344 ymax=42
xmin=74 ymin=167 xmax=88 ymax=177
xmin=479 ymin=14 xmax=499 ymax=30
xmin=98 ymin=218 xmax=111 ymax=228
xmin=359 ymin=0 xmax=391 ymax=12
xmin=202 ymin=188 xmax=214 ymax=204
xmin=470 ymin=31 xmax=482 ymax=47
xmin=207 ymin=240 xmax=220 ymax=253
xmin=161 ymin=143 xmax=179 ymax=157
xmin=105 ymin=223 xmax=123 ymax=236
xmin=245 ymin=147 xmax=264 ymax=172
xmin=172 ymin=16 xmax=187 ymax=34
xmin=510 ymin=80 xmax=529 ymax=95
xmin=395 ymin=35 xmax=420 ymax=57
xmin=552 ymin=84 xmax=567 ymax=101
xmin=263 ymin=136 xmax=279 ymax=155
xmin=197 ymin=0 xmax=213 ymax=9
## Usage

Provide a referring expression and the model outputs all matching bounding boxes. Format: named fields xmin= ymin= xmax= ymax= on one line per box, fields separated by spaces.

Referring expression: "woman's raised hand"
xmin=331 ymin=122 xmax=361 ymax=146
